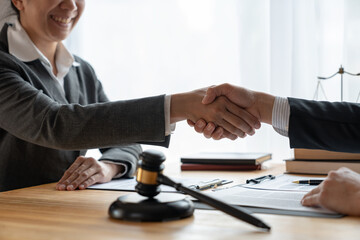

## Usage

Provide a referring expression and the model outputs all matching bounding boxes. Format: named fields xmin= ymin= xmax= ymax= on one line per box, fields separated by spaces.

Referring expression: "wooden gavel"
xmin=134 ymin=149 xmax=270 ymax=230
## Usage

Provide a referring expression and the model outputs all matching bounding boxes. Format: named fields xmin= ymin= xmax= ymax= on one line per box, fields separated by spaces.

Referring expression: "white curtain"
xmin=67 ymin=0 xmax=360 ymax=161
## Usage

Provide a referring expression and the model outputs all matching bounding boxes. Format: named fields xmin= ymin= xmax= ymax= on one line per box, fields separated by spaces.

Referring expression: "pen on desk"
xmin=196 ymin=179 xmax=224 ymax=190
xmin=292 ymin=179 xmax=323 ymax=185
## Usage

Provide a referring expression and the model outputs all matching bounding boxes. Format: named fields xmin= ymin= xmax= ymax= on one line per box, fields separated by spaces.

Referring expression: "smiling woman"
xmin=11 ymin=0 xmax=85 ymax=76
xmin=0 ymin=0 xmax=258 ymax=192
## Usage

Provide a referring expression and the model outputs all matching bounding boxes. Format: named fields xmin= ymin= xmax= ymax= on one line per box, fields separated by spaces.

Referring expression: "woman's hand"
xmin=56 ymin=156 xmax=123 ymax=191
xmin=187 ymin=119 xmax=233 ymax=140
xmin=301 ymin=167 xmax=360 ymax=216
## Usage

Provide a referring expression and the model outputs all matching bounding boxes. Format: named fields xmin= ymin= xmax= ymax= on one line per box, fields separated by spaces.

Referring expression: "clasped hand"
xmin=186 ymin=84 xmax=263 ymax=140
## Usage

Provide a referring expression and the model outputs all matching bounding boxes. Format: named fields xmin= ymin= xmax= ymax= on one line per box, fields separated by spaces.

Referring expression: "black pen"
xmin=292 ymin=179 xmax=323 ymax=185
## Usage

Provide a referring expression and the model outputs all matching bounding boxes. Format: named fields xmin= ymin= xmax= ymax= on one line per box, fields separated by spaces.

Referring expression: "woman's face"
xmin=13 ymin=0 xmax=85 ymax=45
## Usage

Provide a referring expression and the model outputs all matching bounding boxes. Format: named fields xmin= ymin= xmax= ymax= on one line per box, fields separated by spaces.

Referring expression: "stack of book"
xmin=285 ymin=149 xmax=360 ymax=174
xmin=180 ymin=152 xmax=271 ymax=171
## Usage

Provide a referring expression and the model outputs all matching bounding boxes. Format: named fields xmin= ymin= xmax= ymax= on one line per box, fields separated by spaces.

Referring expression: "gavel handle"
xmin=157 ymin=174 xmax=270 ymax=231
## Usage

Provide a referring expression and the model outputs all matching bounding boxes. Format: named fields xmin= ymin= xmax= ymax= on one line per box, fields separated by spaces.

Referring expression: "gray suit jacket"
xmin=0 ymin=24 xmax=170 ymax=191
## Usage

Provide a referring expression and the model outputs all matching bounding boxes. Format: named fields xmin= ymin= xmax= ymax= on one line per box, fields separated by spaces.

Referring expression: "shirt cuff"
xmin=272 ymin=97 xmax=290 ymax=137
xmin=165 ymin=95 xmax=176 ymax=136
xmin=100 ymin=160 xmax=128 ymax=179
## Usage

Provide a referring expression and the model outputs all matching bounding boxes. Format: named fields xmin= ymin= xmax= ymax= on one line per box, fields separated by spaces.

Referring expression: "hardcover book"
xmin=285 ymin=159 xmax=360 ymax=175
xmin=180 ymin=152 xmax=271 ymax=165
xmin=180 ymin=163 xmax=261 ymax=171
xmin=294 ymin=148 xmax=360 ymax=160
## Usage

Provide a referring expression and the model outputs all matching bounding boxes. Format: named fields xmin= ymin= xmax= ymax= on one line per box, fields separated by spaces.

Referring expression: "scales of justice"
xmin=314 ymin=65 xmax=360 ymax=102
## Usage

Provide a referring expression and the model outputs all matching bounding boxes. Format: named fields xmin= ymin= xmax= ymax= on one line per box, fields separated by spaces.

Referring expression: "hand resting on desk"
xmin=301 ymin=167 xmax=360 ymax=216
xmin=56 ymin=156 xmax=123 ymax=191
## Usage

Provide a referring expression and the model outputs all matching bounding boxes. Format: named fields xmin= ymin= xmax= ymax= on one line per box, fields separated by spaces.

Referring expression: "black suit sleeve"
xmin=288 ymin=97 xmax=360 ymax=153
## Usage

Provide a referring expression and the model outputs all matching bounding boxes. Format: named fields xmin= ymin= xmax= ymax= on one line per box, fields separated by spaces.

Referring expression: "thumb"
xmin=202 ymin=86 xmax=223 ymax=104
xmin=202 ymin=84 xmax=233 ymax=105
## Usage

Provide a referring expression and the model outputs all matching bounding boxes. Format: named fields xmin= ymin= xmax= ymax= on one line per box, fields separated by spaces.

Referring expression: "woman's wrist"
xmin=170 ymin=92 xmax=195 ymax=124
xmin=170 ymin=93 xmax=184 ymax=123
xmin=103 ymin=162 xmax=125 ymax=178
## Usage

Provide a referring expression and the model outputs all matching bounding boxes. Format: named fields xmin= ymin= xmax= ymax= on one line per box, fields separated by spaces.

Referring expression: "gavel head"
xmin=135 ymin=149 xmax=166 ymax=198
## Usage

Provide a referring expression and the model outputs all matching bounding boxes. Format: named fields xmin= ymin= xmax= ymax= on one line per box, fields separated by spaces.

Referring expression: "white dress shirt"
xmin=272 ymin=97 xmax=290 ymax=137
xmin=7 ymin=19 xmax=76 ymax=94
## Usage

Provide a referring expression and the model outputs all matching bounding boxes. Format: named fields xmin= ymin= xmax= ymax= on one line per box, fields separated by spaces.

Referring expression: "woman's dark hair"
xmin=10 ymin=0 xmax=19 ymax=14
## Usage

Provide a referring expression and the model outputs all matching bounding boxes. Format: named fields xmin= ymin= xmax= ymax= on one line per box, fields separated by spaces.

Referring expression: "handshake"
xmin=170 ymin=83 xmax=276 ymax=140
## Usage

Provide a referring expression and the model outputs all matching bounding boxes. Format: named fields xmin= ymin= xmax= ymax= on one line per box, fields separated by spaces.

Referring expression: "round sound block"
xmin=109 ymin=193 xmax=194 ymax=222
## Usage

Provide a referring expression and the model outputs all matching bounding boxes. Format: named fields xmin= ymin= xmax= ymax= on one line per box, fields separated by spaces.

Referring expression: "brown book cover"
xmin=180 ymin=163 xmax=261 ymax=171
xmin=294 ymin=148 xmax=360 ymax=160
xmin=285 ymin=159 xmax=360 ymax=175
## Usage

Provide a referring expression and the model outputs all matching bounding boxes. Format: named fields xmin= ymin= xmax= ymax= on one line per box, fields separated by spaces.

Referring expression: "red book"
xmin=180 ymin=163 xmax=261 ymax=171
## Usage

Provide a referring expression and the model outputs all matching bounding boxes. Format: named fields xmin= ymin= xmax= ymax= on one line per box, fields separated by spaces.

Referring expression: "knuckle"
xmin=99 ymin=171 xmax=106 ymax=179
xmin=88 ymin=176 xmax=96 ymax=183
xmin=217 ymin=96 xmax=228 ymax=104
xmin=95 ymin=164 xmax=103 ymax=171
xmin=88 ymin=158 xmax=97 ymax=164
xmin=321 ymin=178 xmax=332 ymax=189
xmin=72 ymin=171 xmax=80 ymax=178
xmin=81 ymin=172 xmax=89 ymax=178
xmin=327 ymin=170 xmax=338 ymax=179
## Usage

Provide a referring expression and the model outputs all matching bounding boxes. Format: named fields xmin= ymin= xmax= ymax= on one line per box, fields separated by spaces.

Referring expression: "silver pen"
xmin=195 ymin=179 xmax=224 ymax=190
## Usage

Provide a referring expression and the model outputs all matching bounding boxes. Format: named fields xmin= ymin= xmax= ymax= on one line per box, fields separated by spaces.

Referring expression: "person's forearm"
xmin=253 ymin=91 xmax=275 ymax=125
xmin=170 ymin=92 xmax=189 ymax=123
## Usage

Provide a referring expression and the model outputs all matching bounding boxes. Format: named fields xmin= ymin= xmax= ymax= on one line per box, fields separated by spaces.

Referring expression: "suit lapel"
xmin=27 ymin=60 xmax=69 ymax=104
xmin=64 ymin=66 xmax=80 ymax=104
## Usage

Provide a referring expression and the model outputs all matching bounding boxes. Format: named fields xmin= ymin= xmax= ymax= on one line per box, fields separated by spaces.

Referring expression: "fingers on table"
xmin=301 ymin=187 xmax=321 ymax=206
xmin=57 ymin=157 xmax=101 ymax=191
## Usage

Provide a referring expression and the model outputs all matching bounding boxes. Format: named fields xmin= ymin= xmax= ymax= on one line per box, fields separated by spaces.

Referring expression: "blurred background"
xmin=65 ymin=0 xmax=360 ymax=162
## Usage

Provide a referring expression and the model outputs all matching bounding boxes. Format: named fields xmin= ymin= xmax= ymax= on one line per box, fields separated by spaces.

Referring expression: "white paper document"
xmin=207 ymin=186 xmax=334 ymax=214
xmin=241 ymin=174 xmax=325 ymax=192
xmin=204 ymin=174 xmax=338 ymax=216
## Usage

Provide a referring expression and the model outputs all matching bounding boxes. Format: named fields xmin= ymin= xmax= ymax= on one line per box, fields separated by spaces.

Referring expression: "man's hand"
xmin=56 ymin=156 xmax=123 ymax=191
xmin=301 ymin=167 xmax=360 ymax=216
xmin=188 ymin=83 xmax=275 ymax=140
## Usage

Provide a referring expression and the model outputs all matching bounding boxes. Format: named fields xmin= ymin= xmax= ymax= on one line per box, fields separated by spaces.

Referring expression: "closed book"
xmin=294 ymin=148 xmax=360 ymax=160
xmin=180 ymin=152 xmax=271 ymax=165
xmin=285 ymin=159 xmax=360 ymax=175
xmin=181 ymin=163 xmax=261 ymax=171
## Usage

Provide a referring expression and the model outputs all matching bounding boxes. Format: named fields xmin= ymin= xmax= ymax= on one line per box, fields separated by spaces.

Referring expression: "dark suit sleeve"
xmin=94 ymin=71 xmax=170 ymax=147
xmin=0 ymin=54 xmax=170 ymax=150
xmin=288 ymin=97 xmax=360 ymax=153
xmin=92 ymin=66 xmax=170 ymax=177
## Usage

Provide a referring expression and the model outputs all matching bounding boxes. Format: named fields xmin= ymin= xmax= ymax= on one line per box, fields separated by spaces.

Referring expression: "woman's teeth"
xmin=51 ymin=15 xmax=72 ymax=24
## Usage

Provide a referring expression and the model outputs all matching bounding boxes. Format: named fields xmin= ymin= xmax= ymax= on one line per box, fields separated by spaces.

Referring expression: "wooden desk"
xmin=0 ymin=162 xmax=359 ymax=240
